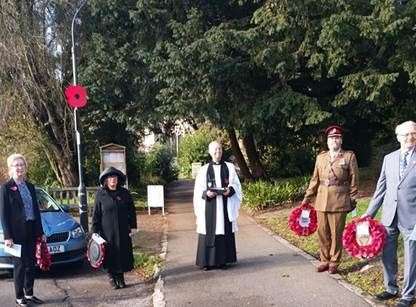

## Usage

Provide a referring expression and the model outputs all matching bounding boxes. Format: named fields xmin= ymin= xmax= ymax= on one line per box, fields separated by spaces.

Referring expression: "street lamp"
xmin=71 ymin=0 xmax=88 ymax=232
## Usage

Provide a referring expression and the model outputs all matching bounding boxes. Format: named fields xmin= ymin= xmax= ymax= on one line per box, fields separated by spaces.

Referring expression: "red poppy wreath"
xmin=288 ymin=202 xmax=318 ymax=236
xmin=87 ymin=236 xmax=106 ymax=269
xmin=342 ymin=216 xmax=387 ymax=259
xmin=35 ymin=237 xmax=51 ymax=271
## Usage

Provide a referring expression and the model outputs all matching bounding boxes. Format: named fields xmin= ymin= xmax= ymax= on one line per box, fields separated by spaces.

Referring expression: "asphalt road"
xmin=162 ymin=180 xmax=374 ymax=307
xmin=0 ymin=259 xmax=153 ymax=306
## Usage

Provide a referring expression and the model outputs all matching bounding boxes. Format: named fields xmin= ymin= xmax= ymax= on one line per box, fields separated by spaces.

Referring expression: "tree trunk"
xmin=45 ymin=144 xmax=78 ymax=187
xmin=43 ymin=148 xmax=63 ymax=186
xmin=241 ymin=132 xmax=266 ymax=179
xmin=39 ymin=95 xmax=78 ymax=187
xmin=226 ymin=128 xmax=253 ymax=180
xmin=56 ymin=157 xmax=78 ymax=187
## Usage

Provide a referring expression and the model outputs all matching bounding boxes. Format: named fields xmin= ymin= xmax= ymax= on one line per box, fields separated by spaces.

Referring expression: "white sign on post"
xmin=147 ymin=185 xmax=164 ymax=215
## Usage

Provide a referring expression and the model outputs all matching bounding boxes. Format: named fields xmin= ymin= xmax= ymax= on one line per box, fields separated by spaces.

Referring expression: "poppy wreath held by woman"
xmin=87 ymin=234 xmax=106 ymax=269
xmin=35 ymin=237 xmax=51 ymax=271
xmin=342 ymin=216 xmax=387 ymax=259
xmin=288 ymin=202 xmax=318 ymax=236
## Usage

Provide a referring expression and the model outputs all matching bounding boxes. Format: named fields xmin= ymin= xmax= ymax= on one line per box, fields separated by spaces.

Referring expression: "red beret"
xmin=325 ymin=125 xmax=343 ymax=137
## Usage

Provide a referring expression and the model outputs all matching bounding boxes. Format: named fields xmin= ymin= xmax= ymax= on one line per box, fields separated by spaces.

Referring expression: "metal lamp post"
xmin=71 ymin=0 xmax=88 ymax=232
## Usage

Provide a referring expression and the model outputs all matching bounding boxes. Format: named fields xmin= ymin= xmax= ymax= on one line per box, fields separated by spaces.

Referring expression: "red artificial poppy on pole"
xmin=65 ymin=85 xmax=88 ymax=109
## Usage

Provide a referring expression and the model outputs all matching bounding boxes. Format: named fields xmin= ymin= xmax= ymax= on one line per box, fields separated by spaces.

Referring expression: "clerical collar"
xmin=212 ymin=161 xmax=221 ymax=165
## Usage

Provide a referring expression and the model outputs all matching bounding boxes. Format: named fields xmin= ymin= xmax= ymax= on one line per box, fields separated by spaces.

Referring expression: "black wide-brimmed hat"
xmin=99 ymin=166 xmax=126 ymax=186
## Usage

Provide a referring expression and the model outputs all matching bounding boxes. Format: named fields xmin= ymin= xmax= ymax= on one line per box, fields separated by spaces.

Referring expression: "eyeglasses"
xmin=11 ymin=163 xmax=26 ymax=168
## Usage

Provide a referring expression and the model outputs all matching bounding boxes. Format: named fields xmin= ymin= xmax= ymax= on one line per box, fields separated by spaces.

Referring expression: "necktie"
xmin=400 ymin=151 xmax=409 ymax=179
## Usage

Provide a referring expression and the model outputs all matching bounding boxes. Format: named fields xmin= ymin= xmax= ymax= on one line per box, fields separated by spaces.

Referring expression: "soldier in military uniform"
xmin=302 ymin=125 xmax=359 ymax=274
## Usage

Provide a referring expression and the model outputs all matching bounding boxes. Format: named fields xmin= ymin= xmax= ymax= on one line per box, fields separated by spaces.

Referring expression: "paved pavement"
xmin=0 ymin=230 xmax=153 ymax=307
xmin=162 ymin=180 xmax=373 ymax=307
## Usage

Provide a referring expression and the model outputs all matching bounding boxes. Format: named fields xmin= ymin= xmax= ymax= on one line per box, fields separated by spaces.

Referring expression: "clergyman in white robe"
xmin=193 ymin=142 xmax=242 ymax=270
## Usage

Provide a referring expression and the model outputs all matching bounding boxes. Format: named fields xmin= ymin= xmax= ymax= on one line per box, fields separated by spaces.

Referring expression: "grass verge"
xmin=133 ymin=249 xmax=163 ymax=281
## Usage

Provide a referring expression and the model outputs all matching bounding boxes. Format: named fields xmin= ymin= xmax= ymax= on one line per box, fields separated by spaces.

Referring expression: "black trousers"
xmin=13 ymin=221 xmax=36 ymax=299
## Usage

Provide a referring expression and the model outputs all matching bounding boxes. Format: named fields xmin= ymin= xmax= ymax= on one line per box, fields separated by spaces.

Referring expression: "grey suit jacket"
xmin=367 ymin=149 xmax=416 ymax=229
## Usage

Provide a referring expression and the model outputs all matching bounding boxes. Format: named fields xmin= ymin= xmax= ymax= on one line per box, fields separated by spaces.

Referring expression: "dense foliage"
xmin=78 ymin=0 xmax=416 ymax=182
xmin=2 ymin=1 xmax=416 ymax=186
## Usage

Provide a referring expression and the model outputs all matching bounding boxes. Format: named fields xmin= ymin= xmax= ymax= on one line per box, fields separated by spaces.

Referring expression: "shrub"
xmin=261 ymin=145 xmax=316 ymax=179
xmin=178 ymin=126 xmax=226 ymax=178
xmin=143 ymin=144 xmax=178 ymax=184
xmin=242 ymin=176 xmax=310 ymax=212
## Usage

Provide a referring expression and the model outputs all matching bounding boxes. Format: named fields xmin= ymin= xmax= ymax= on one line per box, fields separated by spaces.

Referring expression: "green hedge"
xmin=242 ymin=176 xmax=310 ymax=212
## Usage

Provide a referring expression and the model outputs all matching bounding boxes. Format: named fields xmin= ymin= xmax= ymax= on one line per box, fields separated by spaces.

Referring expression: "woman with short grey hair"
xmin=0 ymin=153 xmax=45 ymax=306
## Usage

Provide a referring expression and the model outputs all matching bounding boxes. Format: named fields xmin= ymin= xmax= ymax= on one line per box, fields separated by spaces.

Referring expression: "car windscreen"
xmin=36 ymin=189 xmax=62 ymax=212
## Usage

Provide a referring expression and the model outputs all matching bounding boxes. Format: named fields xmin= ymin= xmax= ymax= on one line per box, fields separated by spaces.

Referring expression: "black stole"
xmin=205 ymin=161 xmax=229 ymax=247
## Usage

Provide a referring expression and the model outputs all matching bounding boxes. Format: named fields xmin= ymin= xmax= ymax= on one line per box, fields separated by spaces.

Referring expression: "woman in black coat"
xmin=92 ymin=167 xmax=137 ymax=289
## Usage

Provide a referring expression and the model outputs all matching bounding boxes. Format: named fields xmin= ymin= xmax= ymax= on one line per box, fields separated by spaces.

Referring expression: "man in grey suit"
xmin=366 ymin=120 xmax=416 ymax=307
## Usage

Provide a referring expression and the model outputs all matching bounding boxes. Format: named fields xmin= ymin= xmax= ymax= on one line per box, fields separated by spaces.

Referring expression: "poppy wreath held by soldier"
xmin=342 ymin=216 xmax=387 ymax=259
xmin=288 ymin=202 xmax=318 ymax=236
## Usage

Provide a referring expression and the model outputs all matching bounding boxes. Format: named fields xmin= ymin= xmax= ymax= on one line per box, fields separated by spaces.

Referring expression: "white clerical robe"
xmin=193 ymin=161 xmax=242 ymax=234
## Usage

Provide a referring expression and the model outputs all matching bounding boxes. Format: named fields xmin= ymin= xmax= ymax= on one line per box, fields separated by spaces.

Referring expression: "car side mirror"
xmin=61 ymin=204 xmax=70 ymax=213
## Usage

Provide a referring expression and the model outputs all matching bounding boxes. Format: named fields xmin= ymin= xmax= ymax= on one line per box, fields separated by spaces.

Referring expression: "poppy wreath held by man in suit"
xmin=342 ymin=216 xmax=387 ymax=259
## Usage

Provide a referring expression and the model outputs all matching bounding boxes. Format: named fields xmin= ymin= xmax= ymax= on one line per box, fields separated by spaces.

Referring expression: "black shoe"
xmin=217 ymin=264 xmax=228 ymax=270
xmin=109 ymin=276 xmax=120 ymax=289
xmin=375 ymin=291 xmax=399 ymax=301
xmin=117 ymin=274 xmax=126 ymax=289
xmin=25 ymin=295 xmax=44 ymax=304
xmin=202 ymin=266 xmax=213 ymax=271
xmin=396 ymin=299 xmax=413 ymax=307
xmin=15 ymin=298 xmax=28 ymax=306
